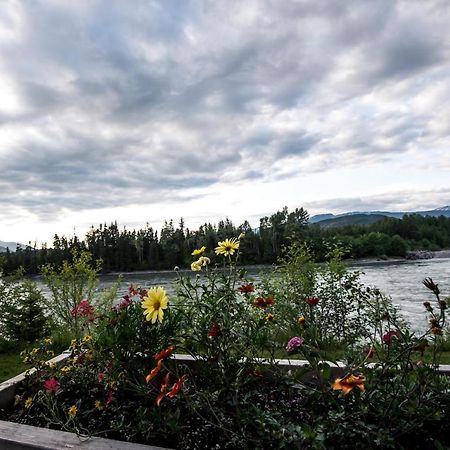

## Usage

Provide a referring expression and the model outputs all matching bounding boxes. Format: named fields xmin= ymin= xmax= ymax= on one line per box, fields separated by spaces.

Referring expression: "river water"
xmin=36 ymin=257 xmax=450 ymax=333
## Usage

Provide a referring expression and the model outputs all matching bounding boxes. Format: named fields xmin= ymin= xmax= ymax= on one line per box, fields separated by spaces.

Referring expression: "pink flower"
xmin=286 ymin=336 xmax=304 ymax=352
xmin=97 ymin=372 xmax=104 ymax=383
xmin=44 ymin=378 xmax=60 ymax=394
xmin=383 ymin=330 xmax=398 ymax=345
xmin=106 ymin=390 xmax=113 ymax=407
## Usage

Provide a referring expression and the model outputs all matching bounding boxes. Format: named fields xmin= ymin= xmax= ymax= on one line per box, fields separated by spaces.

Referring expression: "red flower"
xmin=238 ymin=283 xmax=255 ymax=293
xmin=306 ymin=297 xmax=320 ymax=306
xmin=383 ymin=330 xmax=398 ymax=345
xmin=156 ymin=373 xmax=171 ymax=407
xmin=97 ymin=372 xmax=104 ymax=383
xmin=71 ymin=299 xmax=94 ymax=318
xmin=252 ymin=297 xmax=275 ymax=308
xmin=207 ymin=322 xmax=221 ymax=338
xmin=146 ymin=359 xmax=163 ymax=383
xmin=154 ymin=345 xmax=176 ymax=361
xmin=106 ymin=389 xmax=113 ymax=406
xmin=44 ymin=378 xmax=60 ymax=394
xmin=167 ymin=375 xmax=187 ymax=399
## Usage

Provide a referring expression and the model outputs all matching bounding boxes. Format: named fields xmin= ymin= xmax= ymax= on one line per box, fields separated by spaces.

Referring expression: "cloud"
xmin=0 ymin=0 xmax=449 ymax=226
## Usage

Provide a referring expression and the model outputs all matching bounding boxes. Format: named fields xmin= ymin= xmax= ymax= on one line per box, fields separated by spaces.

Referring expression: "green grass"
xmin=0 ymin=353 xmax=28 ymax=383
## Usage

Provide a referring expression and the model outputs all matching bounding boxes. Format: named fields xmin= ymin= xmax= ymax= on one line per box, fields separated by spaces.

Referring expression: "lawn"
xmin=0 ymin=353 xmax=29 ymax=383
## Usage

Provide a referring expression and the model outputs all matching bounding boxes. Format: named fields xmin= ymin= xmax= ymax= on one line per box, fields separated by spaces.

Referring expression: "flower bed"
xmin=2 ymin=241 xmax=450 ymax=449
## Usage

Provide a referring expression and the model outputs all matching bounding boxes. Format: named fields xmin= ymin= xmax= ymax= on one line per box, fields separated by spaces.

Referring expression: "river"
xmin=36 ymin=257 xmax=450 ymax=333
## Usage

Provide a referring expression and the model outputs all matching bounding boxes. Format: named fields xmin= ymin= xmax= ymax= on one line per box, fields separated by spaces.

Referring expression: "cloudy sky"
xmin=1 ymin=0 xmax=450 ymax=244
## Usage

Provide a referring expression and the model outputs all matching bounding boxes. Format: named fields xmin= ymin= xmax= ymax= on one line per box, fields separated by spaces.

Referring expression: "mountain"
xmin=310 ymin=206 xmax=450 ymax=225
xmin=313 ymin=213 xmax=389 ymax=229
xmin=0 ymin=241 xmax=26 ymax=253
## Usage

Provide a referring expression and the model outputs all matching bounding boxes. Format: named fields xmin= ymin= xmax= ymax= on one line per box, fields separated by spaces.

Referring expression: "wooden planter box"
xmin=2 ymin=353 xmax=450 ymax=449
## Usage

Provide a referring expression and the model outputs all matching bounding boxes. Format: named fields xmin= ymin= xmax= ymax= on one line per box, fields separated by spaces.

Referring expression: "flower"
xmin=82 ymin=335 xmax=93 ymax=343
xmin=156 ymin=373 xmax=171 ymax=407
xmin=332 ymin=374 xmax=366 ymax=395
xmin=44 ymin=378 xmax=60 ymax=394
xmin=215 ymin=238 xmax=239 ymax=256
xmin=286 ymin=336 xmax=304 ymax=352
xmin=252 ymin=297 xmax=275 ymax=308
xmin=95 ymin=400 xmax=103 ymax=410
xmin=68 ymin=405 xmax=77 ymax=418
xmin=44 ymin=338 xmax=53 ymax=346
xmin=265 ymin=313 xmax=274 ymax=321
xmin=167 ymin=375 xmax=187 ymax=399
xmin=142 ymin=287 xmax=169 ymax=323
xmin=154 ymin=345 xmax=176 ymax=361
xmin=238 ymin=232 xmax=245 ymax=240
xmin=146 ymin=359 xmax=163 ymax=383
xmin=382 ymin=330 xmax=398 ymax=345
xmin=423 ymin=301 xmax=432 ymax=311
xmin=238 ymin=283 xmax=255 ymax=293
xmin=207 ymin=322 xmax=221 ymax=338
xmin=198 ymin=256 xmax=211 ymax=266
xmin=106 ymin=390 xmax=113 ymax=406
xmin=192 ymin=246 xmax=206 ymax=256
xmin=190 ymin=261 xmax=202 ymax=271
xmin=60 ymin=366 xmax=72 ymax=374
xmin=24 ymin=397 xmax=33 ymax=409
xmin=423 ymin=277 xmax=440 ymax=295
xmin=297 ymin=316 xmax=306 ymax=325
xmin=439 ymin=300 xmax=447 ymax=310
xmin=97 ymin=372 xmax=105 ymax=383
xmin=306 ymin=297 xmax=320 ymax=306
xmin=71 ymin=299 xmax=94 ymax=318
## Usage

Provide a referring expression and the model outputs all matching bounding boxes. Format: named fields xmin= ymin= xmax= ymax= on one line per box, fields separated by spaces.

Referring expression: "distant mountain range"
xmin=0 ymin=241 xmax=26 ymax=253
xmin=309 ymin=206 xmax=450 ymax=228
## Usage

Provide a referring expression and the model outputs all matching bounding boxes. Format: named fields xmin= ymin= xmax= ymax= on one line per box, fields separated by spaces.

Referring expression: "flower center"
xmin=153 ymin=301 xmax=160 ymax=310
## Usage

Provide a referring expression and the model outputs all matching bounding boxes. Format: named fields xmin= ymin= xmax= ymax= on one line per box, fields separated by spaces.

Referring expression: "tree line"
xmin=1 ymin=207 xmax=450 ymax=274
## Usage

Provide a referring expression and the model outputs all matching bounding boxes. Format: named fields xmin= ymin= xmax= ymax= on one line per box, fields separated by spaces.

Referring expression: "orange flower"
xmin=332 ymin=374 xmax=366 ymax=395
xmin=297 ymin=316 xmax=306 ymax=325
xmin=167 ymin=375 xmax=187 ymax=399
xmin=145 ymin=359 xmax=163 ymax=383
xmin=156 ymin=373 xmax=171 ymax=407
xmin=154 ymin=345 xmax=176 ymax=361
xmin=252 ymin=297 xmax=274 ymax=308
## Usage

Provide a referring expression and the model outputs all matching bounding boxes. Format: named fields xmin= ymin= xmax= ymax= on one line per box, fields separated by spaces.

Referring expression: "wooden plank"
xmin=0 ymin=420 xmax=171 ymax=450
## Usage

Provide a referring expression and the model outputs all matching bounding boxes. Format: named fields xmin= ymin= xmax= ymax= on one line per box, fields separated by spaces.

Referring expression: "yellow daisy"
xmin=68 ymin=405 xmax=77 ymax=418
xmin=192 ymin=246 xmax=206 ymax=256
xmin=191 ymin=261 xmax=202 ymax=271
xmin=215 ymin=238 xmax=239 ymax=256
xmin=142 ymin=287 xmax=169 ymax=324
xmin=25 ymin=397 xmax=33 ymax=409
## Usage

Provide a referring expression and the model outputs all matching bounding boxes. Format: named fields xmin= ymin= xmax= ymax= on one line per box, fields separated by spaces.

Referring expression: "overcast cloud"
xmin=1 ymin=0 xmax=450 ymax=242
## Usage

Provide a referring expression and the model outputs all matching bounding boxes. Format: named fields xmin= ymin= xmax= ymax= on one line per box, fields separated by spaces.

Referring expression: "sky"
xmin=1 ymin=0 xmax=450 ymax=245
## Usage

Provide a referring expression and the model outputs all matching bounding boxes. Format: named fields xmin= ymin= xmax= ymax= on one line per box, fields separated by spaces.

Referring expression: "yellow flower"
xmin=85 ymin=350 xmax=95 ymax=361
xmin=192 ymin=246 xmax=206 ymax=256
xmin=24 ymin=397 xmax=33 ymax=409
xmin=31 ymin=348 xmax=39 ymax=355
xmin=95 ymin=400 xmax=103 ymax=410
xmin=238 ymin=232 xmax=245 ymax=240
xmin=60 ymin=365 xmax=72 ymax=374
xmin=69 ymin=339 xmax=77 ymax=350
xmin=265 ymin=313 xmax=274 ymax=321
xmin=44 ymin=338 xmax=53 ymax=346
xmin=142 ymin=287 xmax=169 ymax=324
xmin=199 ymin=256 xmax=210 ymax=266
xmin=297 ymin=316 xmax=306 ymax=325
xmin=82 ymin=335 xmax=93 ymax=343
xmin=215 ymin=238 xmax=239 ymax=256
xmin=191 ymin=261 xmax=202 ymax=271
xmin=68 ymin=405 xmax=77 ymax=418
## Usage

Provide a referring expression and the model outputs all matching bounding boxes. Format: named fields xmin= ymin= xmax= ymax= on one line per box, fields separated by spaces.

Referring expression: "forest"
xmin=2 ymin=207 xmax=450 ymax=274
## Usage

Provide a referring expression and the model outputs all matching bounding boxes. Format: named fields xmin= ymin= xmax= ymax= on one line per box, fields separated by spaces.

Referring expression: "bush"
xmin=0 ymin=271 xmax=48 ymax=343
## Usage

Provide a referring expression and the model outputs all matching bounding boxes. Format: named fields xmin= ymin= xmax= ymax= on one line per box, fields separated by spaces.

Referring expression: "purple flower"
xmin=286 ymin=336 xmax=304 ymax=352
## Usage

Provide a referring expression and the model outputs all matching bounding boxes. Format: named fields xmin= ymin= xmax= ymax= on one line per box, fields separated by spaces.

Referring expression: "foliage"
xmin=3 ymin=241 xmax=450 ymax=449
xmin=41 ymin=251 xmax=102 ymax=339
xmin=0 ymin=270 xmax=49 ymax=343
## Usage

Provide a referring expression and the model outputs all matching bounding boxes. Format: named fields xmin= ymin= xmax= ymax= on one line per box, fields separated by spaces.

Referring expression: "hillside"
xmin=310 ymin=205 xmax=450 ymax=224
xmin=313 ymin=213 xmax=389 ymax=229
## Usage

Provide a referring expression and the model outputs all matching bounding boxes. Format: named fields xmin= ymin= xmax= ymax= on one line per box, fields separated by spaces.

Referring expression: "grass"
xmin=0 ymin=353 xmax=28 ymax=383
